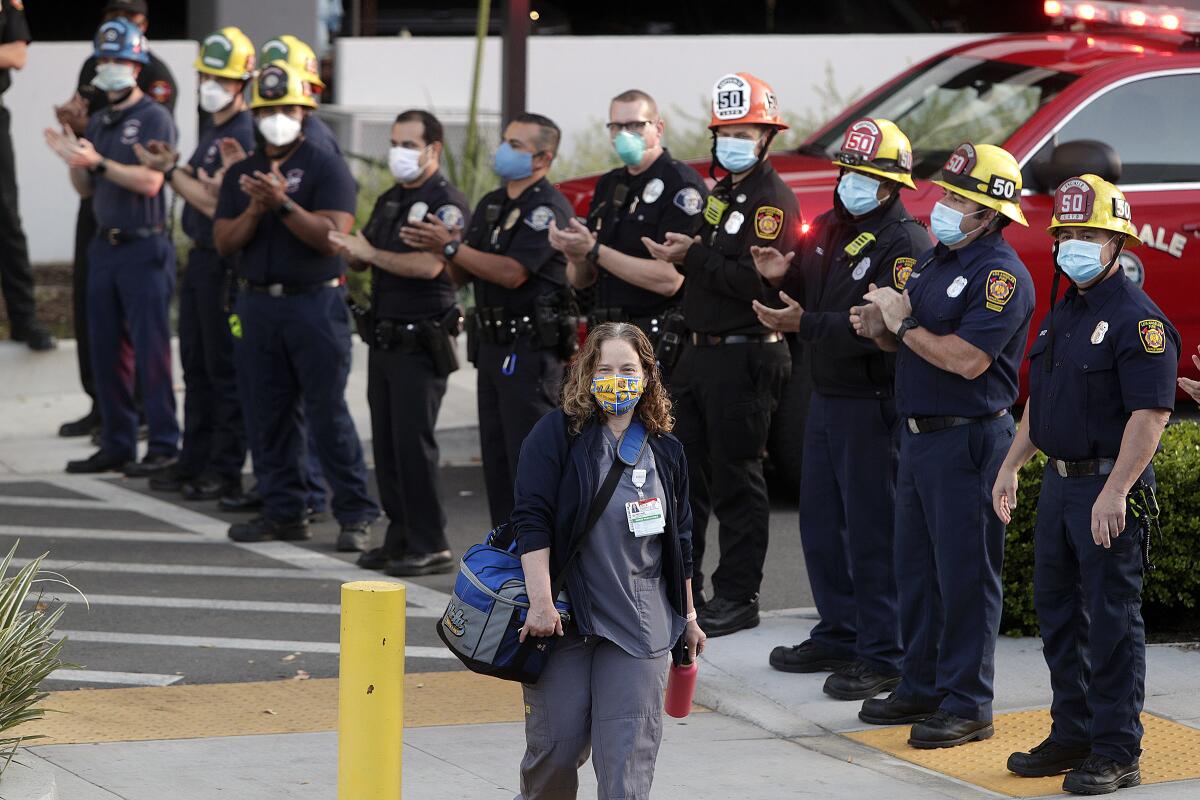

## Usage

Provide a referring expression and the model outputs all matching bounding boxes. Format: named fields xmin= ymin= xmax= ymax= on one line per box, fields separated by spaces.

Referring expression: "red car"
xmin=557 ymin=1 xmax=1200 ymax=486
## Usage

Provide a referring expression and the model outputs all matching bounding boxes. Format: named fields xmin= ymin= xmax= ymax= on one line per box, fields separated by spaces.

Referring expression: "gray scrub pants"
xmin=517 ymin=631 xmax=670 ymax=800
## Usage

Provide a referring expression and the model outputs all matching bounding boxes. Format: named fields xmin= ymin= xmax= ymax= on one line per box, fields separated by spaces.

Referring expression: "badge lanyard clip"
xmin=631 ymin=468 xmax=647 ymax=500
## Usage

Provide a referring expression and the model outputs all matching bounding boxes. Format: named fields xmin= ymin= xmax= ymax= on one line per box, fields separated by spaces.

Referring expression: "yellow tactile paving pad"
xmin=11 ymin=672 xmax=707 ymax=747
xmin=845 ymin=709 xmax=1200 ymax=797
xmin=11 ymin=672 xmax=524 ymax=746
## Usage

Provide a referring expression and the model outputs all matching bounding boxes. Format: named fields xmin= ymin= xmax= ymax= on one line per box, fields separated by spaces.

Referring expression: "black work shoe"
xmin=123 ymin=453 xmax=177 ymax=478
xmin=356 ymin=547 xmax=392 ymax=570
xmin=335 ymin=520 xmax=372 ymax=552
xmin=769 ymin=639 xmax=855 ymax=674
xmin=148 ymin=465 xmax=195 ymax=493
xmin=859 ymin=692 xmax=940 ymax=725
xmin=228 ymin=516 xmax=310 ymax=543
xmin=308 ymin=507 xmax=331 ymax=524
xmin=182 ymin=475 xmax=235 ymax=501
xmin=696 ymin=595 xmax=759 ymax=637
xmin=65 ymin=449 xmax=130 ymax=474
xmin=11 ymin=324 xmax=57 ymax=352
xmin=219 ymin=486 xmax=262 ymax=512
xmin=1008 ymin=736 xmax=1091 ymax=778
xmin=59 ymin=412 xmax=101 ymax=438
xmin=385 ymin=550 xmax=455 ymax=577
xmin=908 ymin=710 xmax=994 ymax=749
xmin=1062 ymin=755 xmax=1141 ymax=795
xmin=823 ymin=661 xmax=902 ymax=701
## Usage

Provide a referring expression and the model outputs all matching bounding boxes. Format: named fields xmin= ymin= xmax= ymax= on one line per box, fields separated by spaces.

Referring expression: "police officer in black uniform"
xmin=329 ymin=109 xmax=469 ymax=577
xmin=405 ymin=113 xmax=574 ymax=527
xmin=753 ymin=118 xmax=930 ymax=698
xmin=644 ymin=73 xmax=794 ymax=636
xmin=0 ymin=0 xmax=54 ymax=351
xmin=54 ymin=0 xmax=176 ymax=438
xmin=995 ymin=175 xmax=1178 ymax=795
xmin=548 ymin=89 xmax=705 ymax=373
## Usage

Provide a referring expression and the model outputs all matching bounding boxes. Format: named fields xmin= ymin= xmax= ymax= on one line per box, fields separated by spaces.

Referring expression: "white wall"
xmin=335 ymin=34 xmax=986 ymax=151
xmin=8 ymin=41 xmax=198 ymax=264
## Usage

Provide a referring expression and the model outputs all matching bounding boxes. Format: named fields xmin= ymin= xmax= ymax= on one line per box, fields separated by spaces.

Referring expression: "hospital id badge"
xmin=626 ymin=497 xmax=665 ymax=537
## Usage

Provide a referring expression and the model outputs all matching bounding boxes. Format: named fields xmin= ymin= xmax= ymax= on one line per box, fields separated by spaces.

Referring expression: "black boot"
xmin=1008 ymin=736 xmax=1091 ymax=778
xmin=59 ymin=411 xmax=101 ymax=438
xmin=149 ymin=465 xmax=195 ymax=493
xmin=356 ymin=547 xmax=392 ymax=571
xmin=823 ymin=661 xmax=901 ymax=701
xmin=182 ymin=474 xmax=235 ymax=501
xmin=1062 ymin=755 xmax=1141 ymax=795
xmin=386 ymin=550 xmax=455 ymax=577
xmin=65 ymin=449 xmax=129 ymax=474
xmin=859 ymin=691 xmax=940 ymax=725
xmin=769 ymin=639 xmax=854 ymax=674
xmin=219 ymin=486 xmax=263 ymax=512
xmin=908 ymin=710 xmax=994 ymax=749
xmin=228 ymin=516 xmax=310 ymax=543
xmin=123 ymin=453 xmax=178 ymax=478
xmin=11 ymin=323 xmax=57 ymax=352
xmin=696 ymin=595 xmax=759 ymax=637
xmin=335 ymin=519 xmax=372 ymax=552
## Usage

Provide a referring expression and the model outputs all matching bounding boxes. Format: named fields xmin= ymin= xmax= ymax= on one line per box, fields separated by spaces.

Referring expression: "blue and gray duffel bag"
xmin=435 ymin=523 xmax=570 ymax=684
xmin=436 ymin=418 xmax=648 ymax=683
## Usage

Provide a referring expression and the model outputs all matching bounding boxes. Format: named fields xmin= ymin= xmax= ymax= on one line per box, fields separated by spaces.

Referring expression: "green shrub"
xmin=0 ymin=544 xmax=79 ymax=773
xmin=1001 ymin=420 xmax=1200 ymax=636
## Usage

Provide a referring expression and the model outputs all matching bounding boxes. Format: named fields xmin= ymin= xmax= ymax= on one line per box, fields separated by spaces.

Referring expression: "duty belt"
xmin=1050 ymin=457 xmax=1115 ymax=478
xmin=689 ymin=331 xmax=784 ymax=347
xmin=97 ymin=226 xmax=164 ymax=246
xmin=906 ymin=409 xmax=1007 ymax=434
xmin=239 ymin=277 xmax=342 ymax=297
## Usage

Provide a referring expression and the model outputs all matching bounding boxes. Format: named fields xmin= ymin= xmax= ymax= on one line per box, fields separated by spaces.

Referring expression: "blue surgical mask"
xmin=493 ymin=141 xmax=534 ymax=181
xmin=612 ymin=131 xmax=646 ymax=168
xmin=1056 ymin=238 xmax=1113 ymax=284
xmin=837 ymin=171 xmax=882 ymax=217
xmin=930 ymin=201 xmax=986 ymax=246
xmin=715 ymin=136 xmax=760 ymax=173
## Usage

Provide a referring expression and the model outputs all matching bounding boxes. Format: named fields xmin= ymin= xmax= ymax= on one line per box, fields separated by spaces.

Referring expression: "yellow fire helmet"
xmin=1047 ymin=173 xmax=1141 ymax=246
xmin=260 ymin=34 xmax=325 ymax=90
xmin=195 ymin=27 xmax=255 ymax=81
xmin=831 ymin=118 xmax=916 ymax=190
xmin=250 ymin=60 xmax=317 ymax=111
xmin=932 ymin=142 xmax=1028 ymax=226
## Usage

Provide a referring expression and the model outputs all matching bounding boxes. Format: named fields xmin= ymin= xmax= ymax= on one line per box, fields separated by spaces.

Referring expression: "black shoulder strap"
xmin=549 ymin=418 xmax=648 ymax=598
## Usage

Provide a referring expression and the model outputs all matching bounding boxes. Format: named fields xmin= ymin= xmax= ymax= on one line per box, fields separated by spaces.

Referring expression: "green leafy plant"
xmin=1001 ymin=420 xmax=1200 ymax=636
xmin=0 ymin=544 xmax=81 ymax=774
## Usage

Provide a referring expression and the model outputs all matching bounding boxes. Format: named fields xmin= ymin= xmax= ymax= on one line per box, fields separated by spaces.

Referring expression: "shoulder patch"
xmin=893 ymin=257 xmax=916 ymax=290
xmin=985 ymin=269 xmax=1017 ymax=312
xmin=434 ymin=204 xmax=465 ymax=229
xmin=406 ymin=201 xmax=430 ymax=225
xmin=672 ymin=186 xmax=703 ymax=216
xmin=754 ymin=206 xmax=784 ymax=241
xmin=148 ymin=80 xmax=173 ymax=106
xmin=1139 ymin=319 xmax=1166 ymax=354
xmin=524 ymin=205 xmax=554 ymax=232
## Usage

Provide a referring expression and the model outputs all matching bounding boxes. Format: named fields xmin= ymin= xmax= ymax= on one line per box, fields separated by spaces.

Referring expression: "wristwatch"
xmin=89 ymin=159 xmax=107 ymax=176
xmin=586 ymin=238 xmax=602 ymax=265
xmin=163 ymin=164 xmax=178 ymax=183
xmin=896 ymin=316 xmax=920 ymax=343
xmin=277 ymin=199 xmax=295 ymax=217
xmin=443 ymin=240 xmax=461 ymax=261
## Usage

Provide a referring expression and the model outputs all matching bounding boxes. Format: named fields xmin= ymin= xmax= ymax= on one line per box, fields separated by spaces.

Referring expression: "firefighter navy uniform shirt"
xmin=86 ymin=95 xmax=176 ymax=230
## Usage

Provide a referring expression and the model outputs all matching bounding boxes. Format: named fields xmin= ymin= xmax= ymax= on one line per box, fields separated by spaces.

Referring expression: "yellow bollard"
xmin=338 ymin=580 xmax=406 ymax=799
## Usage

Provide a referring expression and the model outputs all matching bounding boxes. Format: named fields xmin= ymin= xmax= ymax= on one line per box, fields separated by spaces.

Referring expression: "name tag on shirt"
xmin=626 ymin=498 xmax=665 ymax=537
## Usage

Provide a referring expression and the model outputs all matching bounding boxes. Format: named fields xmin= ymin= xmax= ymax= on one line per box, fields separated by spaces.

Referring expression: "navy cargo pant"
xmin=799 ymin=391 xmax=901 ymax=674
xmin=476 ymin=338 xmax=563 ymax=527
xmin=177 ymin=247 xmax=245 ymax=484
xmin=894 ymin=413 xmax=1014 ymax=721
xmin=368 ymin=344 xmax=450 ymax=556
xmin=86 ymin=235 xmax=178 ymax=460
xmin=235 ymin=286 xmax=377 ymax=525
xmin=672 ymin=340 xmax=790 ymax=602
xmin=1034 ymin=465 xmax=1148 ymax=764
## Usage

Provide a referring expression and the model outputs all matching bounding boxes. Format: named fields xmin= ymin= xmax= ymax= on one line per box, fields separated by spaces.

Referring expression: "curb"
xmin=0 ymin=752 xmax=57 ymax=800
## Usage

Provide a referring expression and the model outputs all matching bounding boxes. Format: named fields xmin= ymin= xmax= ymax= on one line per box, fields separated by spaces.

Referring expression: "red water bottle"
xmin=664 ymin=654 xmax=698 ymax=718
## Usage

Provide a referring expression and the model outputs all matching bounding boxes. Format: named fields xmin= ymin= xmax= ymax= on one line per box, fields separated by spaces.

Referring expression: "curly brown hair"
xmin=561 ymin=322 xmax=674 ymax=436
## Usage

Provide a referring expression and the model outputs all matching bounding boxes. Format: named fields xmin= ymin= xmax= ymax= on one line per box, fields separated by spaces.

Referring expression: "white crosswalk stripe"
xmin=57 ymin=630 xmax=454 ymax=659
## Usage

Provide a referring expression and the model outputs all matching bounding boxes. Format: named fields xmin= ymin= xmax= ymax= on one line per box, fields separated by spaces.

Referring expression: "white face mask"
xmin=92 ymin=63 xmax=137 ymax=93
xmin=257 ymin=112 xmax=302 ymax=147
xmin=388 ymin=145 xmax=426 ymax=182
xmin=199 ymin=80 xmax=236 ymax=114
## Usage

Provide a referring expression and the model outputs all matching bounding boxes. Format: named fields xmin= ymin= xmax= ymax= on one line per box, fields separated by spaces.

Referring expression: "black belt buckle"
xmin=1054 ymin=459 xmax=1069 ymax=479
xmin=906 ymin=418 xmax=920 ymax=435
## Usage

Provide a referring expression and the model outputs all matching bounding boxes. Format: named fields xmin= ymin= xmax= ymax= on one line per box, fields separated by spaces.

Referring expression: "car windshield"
xmin=802 ymin=56 xmax=1078 ymax=179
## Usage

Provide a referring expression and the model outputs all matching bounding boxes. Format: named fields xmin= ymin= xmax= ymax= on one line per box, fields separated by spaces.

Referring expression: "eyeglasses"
xmin=605 ymin=120 xmax=654 ymax=134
